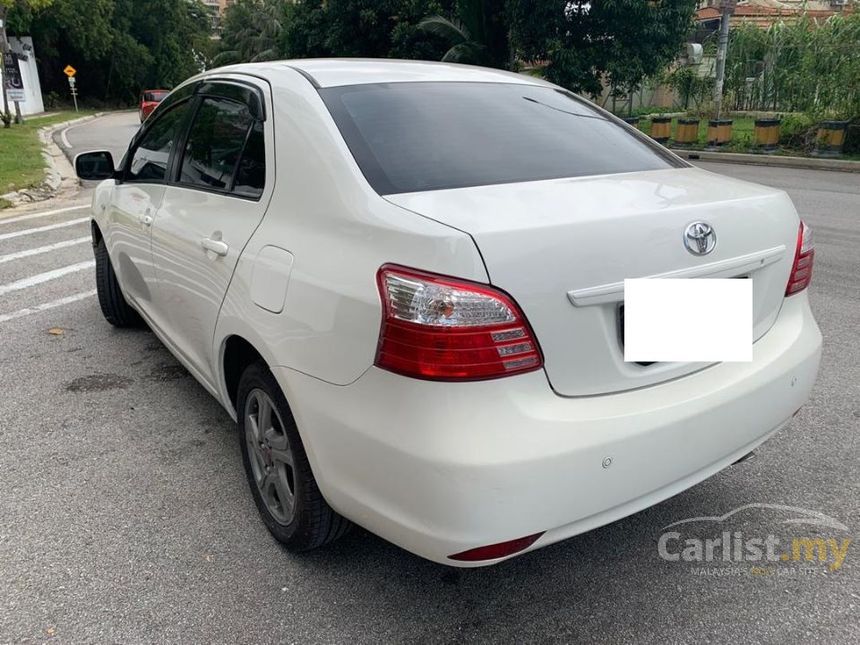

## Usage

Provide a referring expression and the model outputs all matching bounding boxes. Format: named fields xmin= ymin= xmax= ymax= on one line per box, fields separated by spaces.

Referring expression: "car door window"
xmin=127 ymin=102 xmax=191 ymax=182
xmin=178 ymin=96 xmax=254 ymax=192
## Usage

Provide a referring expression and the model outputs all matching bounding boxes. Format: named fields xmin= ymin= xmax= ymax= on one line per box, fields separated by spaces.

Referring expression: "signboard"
xmin=63 ymin=64 xmax=77 ymax=77
xmin=2 ymin=52 xmax=26 ymax=103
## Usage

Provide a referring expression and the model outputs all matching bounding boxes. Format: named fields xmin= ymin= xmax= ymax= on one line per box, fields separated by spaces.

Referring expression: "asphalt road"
xmin=1 ymin=113 xmax=858 ymax=643
xmin=52 ymin=111 xmax=140 ymax=168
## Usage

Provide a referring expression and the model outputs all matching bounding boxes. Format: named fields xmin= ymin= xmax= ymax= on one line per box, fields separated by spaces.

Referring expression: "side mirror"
xmin=75 ymin=150 xmax=116 ymax=181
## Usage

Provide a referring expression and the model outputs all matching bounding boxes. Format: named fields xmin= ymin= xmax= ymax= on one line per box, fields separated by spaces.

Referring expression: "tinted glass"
xmin=144 ymin=91 xmax=168 ymax=102
xmin=321 ymin=82 xmax=678 ymax=194
xmin=233 ymin=120 xmax=265 ymax=198
xmin=179 ymin=97 xmax=253 ymax=191
xmin=127 ymin=101 xmax=190 ymax=182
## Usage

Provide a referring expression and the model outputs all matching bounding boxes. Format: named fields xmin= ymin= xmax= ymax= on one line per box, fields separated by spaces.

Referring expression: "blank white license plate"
xmin=623 ymin=278 xmax=752 ymax=363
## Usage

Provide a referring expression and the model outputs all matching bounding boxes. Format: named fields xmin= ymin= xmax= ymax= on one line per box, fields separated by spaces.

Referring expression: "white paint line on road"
xmin=60 ymin=119 xmax=95 ymax=149
xmin=0 ymin=205 xmax=89 ymax=226
xmin=0 ymin=260 xmax=95 ymax=297
xmin=0 ymin=237 xmax=90 ymax=265
xmin=0 ymin=289 xmax=97 ymax=323
xmin=0 ymin=217 xmax=90 ymax=242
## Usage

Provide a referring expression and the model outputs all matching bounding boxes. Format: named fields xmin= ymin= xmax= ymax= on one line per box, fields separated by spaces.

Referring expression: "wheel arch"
xmin=91 ymin=220 xmax=103 ymax=247
xmin=221 ymin=334 xmax=268 ymax=415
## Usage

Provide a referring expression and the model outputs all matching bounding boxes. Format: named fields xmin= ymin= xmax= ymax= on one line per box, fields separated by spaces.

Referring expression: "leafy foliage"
xmin=214 ymin=0 xmax=283 ymax=66
xmin=417 ymin=0 xmax=510 ymax=67
xmin=664 ymin=66 xmax=714 ymax=112
xmin=279 ymin=0 xmax=454 ymax=61
xmin=7 ymin=0 xmax=211 ymax=105
xmin=508 ymin=0 xmax=696 ymax=97
xmin=724 ymin=14 xmax=860 ymax=119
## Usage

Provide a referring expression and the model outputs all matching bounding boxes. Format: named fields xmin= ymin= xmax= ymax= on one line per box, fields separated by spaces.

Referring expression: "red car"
xmin=138 ymin=89 xmax=169 ymax=122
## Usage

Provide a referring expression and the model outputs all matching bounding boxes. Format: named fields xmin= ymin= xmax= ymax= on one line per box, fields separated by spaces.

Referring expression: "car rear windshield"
xmin=144 ymin=91 xmax=168 ymax=102
xmin=320 ymin=82 xmax=679 ymax=195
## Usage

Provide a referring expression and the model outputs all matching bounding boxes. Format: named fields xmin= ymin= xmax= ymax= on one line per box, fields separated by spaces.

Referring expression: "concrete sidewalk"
xmin=670 ymin=148 xmax=860 ymax=173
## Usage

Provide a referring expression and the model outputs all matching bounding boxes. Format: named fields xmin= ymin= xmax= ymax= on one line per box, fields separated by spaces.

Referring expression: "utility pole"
xmin=712 ymin=0 xmax=736 ymax=119
xmin=0 ymin=7 xmax=11 ymax=128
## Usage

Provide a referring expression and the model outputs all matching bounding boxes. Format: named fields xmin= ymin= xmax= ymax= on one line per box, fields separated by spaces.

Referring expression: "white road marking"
xmin=0 ymin=205 xmax=89 ymax=226
xmin=0 ymin=217 xmax=90 ymax=242
xmin=0 ymin=237 xmax=90 ymax=265
xmin=61 ymin=119 xmax=94 ymax=149
xmin=0 ymin=290 xmax=97 ymax=323
xmin=0 ymin=260 xmax=95 ymax=297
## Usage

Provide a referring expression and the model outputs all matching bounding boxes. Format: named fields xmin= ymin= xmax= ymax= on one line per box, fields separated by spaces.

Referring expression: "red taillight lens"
xmin=449 ymin=532 xmax=545 ymax=562
xmin=786 ymin=220 xmax=814 ymax=296
xmin=375 ymin=265 xmax=543 ymax=381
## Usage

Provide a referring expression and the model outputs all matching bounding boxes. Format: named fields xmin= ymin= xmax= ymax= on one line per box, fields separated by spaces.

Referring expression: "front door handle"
xmin=201 ymin=237 xmax=229 ymax=257
xmin=140 ymin=214 xmax=153 ymax=226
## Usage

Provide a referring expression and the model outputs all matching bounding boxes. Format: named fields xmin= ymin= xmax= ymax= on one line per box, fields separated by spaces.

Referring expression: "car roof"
xmin=211 ymin=59 xmax=551 ymax=90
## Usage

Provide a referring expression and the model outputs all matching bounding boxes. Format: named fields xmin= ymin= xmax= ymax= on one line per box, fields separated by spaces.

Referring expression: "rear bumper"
xmin=274 ymin=293 xmax=821 ymax=566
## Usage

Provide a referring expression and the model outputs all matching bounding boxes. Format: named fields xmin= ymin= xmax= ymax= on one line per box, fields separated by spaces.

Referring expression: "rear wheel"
xmin=94 ymin=239 xmax=142 ymax=327
xmin=237 ymin=362 xmax=351 ymax=550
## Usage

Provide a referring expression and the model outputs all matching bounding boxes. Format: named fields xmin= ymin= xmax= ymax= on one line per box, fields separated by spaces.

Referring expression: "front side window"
xmin=179 ymin=96 xmax=257 ymax=193
xmin=127 ymin=102 xmax=190 ymax=182
xmin=321 ymin=82 xmax=681 ymax=195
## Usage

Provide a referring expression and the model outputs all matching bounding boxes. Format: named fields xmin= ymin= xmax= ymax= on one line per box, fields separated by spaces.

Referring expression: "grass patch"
xmin=0 ymin=111 xmax=93 ymax=201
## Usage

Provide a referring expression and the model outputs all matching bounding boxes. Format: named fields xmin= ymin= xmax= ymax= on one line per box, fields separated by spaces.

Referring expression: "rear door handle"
xmin=140 ymin=214 xmax=153 ymax=226
xmin=201 ymin=237 xmax=229 ymax=257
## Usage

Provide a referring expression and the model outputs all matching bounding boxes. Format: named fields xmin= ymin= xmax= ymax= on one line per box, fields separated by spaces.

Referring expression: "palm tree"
xmin=417 ymin=15 xmax=487 ymax=65
xmin=213 ymin=0 xmax=283 ymax=67
xmin=418 ymin=0 xmax=510 ymax=69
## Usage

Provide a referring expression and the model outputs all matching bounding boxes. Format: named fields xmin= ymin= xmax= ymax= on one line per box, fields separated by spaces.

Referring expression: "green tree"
xmin=11 ymin=0 xmax=211 ymax=105
xmin=418 ymin=0 xmax=510 ymax=67
xmin=508 ymin=0 xmax=696 ymax=97
xmin=282 ymin=0 xmax=452 ymax=61
xmin=214 ymin=0 xmax=284 ymax=66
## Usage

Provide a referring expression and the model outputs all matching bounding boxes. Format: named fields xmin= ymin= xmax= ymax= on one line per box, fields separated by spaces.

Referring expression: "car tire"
xmin=237 ymin=362 xmax=351 ymax=551
xmin=94 ymin=239 xmax=142 ymax=327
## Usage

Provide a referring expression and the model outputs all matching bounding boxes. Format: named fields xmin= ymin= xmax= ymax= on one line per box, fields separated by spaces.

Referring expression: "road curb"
xmin=1 ymin=112 xmax=106 ymax=208
xmin=671 ymin=148 xmax=860 ymax=173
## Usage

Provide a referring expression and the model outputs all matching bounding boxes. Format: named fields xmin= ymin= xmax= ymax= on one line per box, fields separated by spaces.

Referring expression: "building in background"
xmin=201 ymin=0 xmax=235 ymax=34
xmin=696 ymin=0 xmax=854 ymax=31
xmin=0 ymin=37 xmax=44 ymax=116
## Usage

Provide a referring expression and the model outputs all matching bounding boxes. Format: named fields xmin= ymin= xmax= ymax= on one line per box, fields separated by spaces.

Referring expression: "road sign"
xmin=63 ymin=64 xmax=77 ymax=77
xmin=3 ymin=52 xmax=25 ymax=103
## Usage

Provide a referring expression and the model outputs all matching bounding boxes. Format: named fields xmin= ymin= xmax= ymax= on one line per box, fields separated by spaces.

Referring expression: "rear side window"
xmin=321 ymin=82 xmax=678 ymax=194
xmin=233 ymin=121 xmax=265 ymax=199
xmin=178 ymin=96 xmax=262 ymax=195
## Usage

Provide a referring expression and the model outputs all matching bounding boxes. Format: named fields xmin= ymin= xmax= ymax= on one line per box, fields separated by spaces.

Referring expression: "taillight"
xmin=786 ymin=220 xmax=814 ymax=296
xmin=375 ymin=265 xmax=543 ymax=381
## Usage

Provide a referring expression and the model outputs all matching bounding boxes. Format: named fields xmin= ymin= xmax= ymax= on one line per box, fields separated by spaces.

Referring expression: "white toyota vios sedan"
xmin=75 ymin=60 xmax=821 ymax=566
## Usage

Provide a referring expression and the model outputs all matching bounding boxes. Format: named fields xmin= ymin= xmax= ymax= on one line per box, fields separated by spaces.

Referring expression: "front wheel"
xmin=94 ymin=239 xmax=142 ymax=327
xmin=237 ymin=362 xmax=351 ymax=551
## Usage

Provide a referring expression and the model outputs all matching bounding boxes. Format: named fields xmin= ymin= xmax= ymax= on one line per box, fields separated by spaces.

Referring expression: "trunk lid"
xmin=386 ymin=167 xmax=800 ymax=396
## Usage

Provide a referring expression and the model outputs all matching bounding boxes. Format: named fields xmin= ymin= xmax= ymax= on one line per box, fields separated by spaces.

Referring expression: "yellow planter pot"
xmin=706 ymin=119 xmax=733 ymax=148
xmin=814 ymin=120 xmax=849 ymax=157
xmin=674 ymin=118 xmax=700 ymax=146
xmin=650 ymin=116 xmax=671 ymax=145
xmin=754 ymin=118 xmax=780 ymax=152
